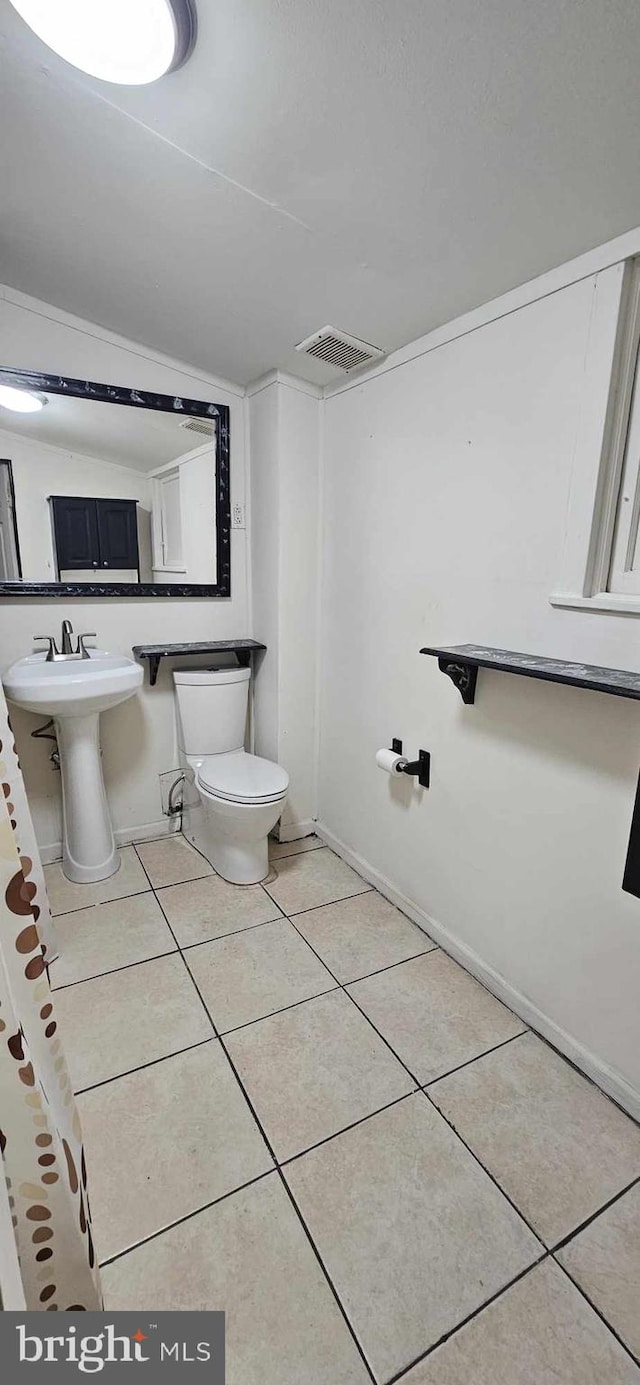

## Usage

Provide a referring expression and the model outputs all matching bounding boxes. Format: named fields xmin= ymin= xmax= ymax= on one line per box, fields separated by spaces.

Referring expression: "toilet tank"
xmin=173 ymin=665 xmax=250 ymax=755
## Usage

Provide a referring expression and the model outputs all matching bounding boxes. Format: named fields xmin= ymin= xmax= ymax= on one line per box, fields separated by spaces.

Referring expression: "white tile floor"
xmin=45 ymin=834 xmax=640 ymax=1384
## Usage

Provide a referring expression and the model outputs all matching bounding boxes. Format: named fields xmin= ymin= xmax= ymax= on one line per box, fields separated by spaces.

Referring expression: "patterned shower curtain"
xmin=0 ymin=683 xmax=101 ymax=1310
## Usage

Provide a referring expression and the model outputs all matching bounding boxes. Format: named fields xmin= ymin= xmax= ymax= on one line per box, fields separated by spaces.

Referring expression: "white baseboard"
xmin=315 ymin=821 xmax=640 ymax=1124
xmin=39 ymin=818 xmax=171 ymax=865
xmin=276 ymin=818 xmax=317 ymax=844
xmin=40 ymin=842 xmax=63 ymax=865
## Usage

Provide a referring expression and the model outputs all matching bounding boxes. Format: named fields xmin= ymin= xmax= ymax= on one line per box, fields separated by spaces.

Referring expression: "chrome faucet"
xmin=33 ymin=625 xmax=97 ymax=661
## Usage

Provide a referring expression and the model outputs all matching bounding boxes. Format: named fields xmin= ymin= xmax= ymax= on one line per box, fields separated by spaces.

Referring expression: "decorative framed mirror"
xmin=0 ymin=368 xmax=230 ymax=598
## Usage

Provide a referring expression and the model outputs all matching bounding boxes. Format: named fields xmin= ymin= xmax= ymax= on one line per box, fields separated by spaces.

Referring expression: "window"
xmin=551 ymin=257 xmax=640 ymax=614
xmin=608 ymin=292 xmax=640 ymax=596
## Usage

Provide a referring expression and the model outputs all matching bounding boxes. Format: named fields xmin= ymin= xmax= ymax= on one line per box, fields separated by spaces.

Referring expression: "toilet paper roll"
xmin=376 ymin=747 xmax=408 ymax=775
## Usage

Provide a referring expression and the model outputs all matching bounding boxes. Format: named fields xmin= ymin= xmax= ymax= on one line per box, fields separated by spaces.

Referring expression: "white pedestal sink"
xmin=3 ymin=651 xmax=143 ymax=884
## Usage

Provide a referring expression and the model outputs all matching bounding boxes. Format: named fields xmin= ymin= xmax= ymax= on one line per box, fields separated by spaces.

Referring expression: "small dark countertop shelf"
xmin=133 ymin=639 xmax=266 ymax=686
xmin=420 ymin=643 xmax=640 ymax=705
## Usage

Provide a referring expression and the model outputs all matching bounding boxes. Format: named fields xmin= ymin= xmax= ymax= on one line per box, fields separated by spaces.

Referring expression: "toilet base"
xmin=181 ymin=772 xmax=284 ymax=886
xmin=187 ymin=830 xmax=269 ymax=886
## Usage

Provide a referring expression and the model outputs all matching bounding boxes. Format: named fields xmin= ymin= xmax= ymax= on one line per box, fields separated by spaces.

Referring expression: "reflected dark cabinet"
xmin=96 ymin=500 xmax=139 ymax=570
xmin=50 ymin=496 xmax=140 ymax=578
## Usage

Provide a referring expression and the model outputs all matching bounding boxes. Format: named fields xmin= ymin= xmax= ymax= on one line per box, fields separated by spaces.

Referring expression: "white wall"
xmin=0 ymin=286 xmax=249 ymax=857
xmin=249 ymin=374 xmax=320 ymax=834
xmin=0 ymin=426 xmax=152 ymax=581
xmin=318 ymin=269 xmax=640 ymax=1111
xmin=249 ymin=383 xmax=280 ymax=767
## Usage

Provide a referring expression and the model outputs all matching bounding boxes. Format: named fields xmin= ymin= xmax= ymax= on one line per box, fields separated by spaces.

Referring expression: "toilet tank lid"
xmin=173 ymin=665 xmax=251 ymax=686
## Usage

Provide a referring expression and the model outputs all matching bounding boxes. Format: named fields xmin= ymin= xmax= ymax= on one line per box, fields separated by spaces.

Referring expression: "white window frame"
xmin=551 ymin=257 xmax=640 ymax=615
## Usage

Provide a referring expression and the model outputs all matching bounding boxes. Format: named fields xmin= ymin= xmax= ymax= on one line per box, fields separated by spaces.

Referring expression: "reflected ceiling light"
xmin=0 ymin=386 xmax=47 ymax=414
xmin=9 ymin=0 xmax=197 ymax=85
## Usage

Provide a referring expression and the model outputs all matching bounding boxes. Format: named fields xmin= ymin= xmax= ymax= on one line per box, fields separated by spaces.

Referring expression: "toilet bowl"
xmin=173 ymin=665 xmax=288 ymax=885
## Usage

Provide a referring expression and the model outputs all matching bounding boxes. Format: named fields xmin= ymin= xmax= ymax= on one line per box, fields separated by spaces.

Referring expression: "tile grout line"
xmin=385 ymin=1253 xmax=549 ymax=1385
xmin=218 ymin=985 xmax=341 ymax=1037
xmin=270 ymin=1170 xmax=377 ymax=1385
xmin=74 ymin=1037 xmax=217 ymax=1098
xmin=178 ymin=910 xmax=285 ymax=953
xmin=549 ymin=1170 xmax=640 ymax=1255
xmin=51 ymin=946 xmax=179 ymax=993
xmin=259 ymin=881 xmax=375 ymax=918
xmin=48 ymin=886 xmax=152 ymax=919
xmin=330 ymin=944 xmax=437 ymax=984
xmin=132 ymin=844 xmax=219 ymax=1039
xmin=137 ymin=828 xmax=220 ymax=875
xmin=422 ymin=1029 xmax=528 ymax=1089
xmin=282 ymin=913 xmax=424 ymax=1081
xmin=268 ymin=833 xmax=323 ymax=853
xmin=420 ymin=1083 xmax=548 ymax=1252
xmin=551 ymin=1255 xmax=640 ymax=1370
xmin=279 ymin=1089 xmax=417 ymax=1169
xmin=152 ymin=872 xmax=215 ymax=891
xmin=98 ymin=1168 xmax=275 ymax=1269
xmin=525 ymin=1023 xmax=640 ymax=1134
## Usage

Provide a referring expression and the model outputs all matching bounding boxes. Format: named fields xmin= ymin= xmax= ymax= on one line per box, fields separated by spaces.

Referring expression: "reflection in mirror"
xmin=0 ymin=371 xmax=230 ymax=596
xmin=0 ymin=459 xmax=22 ymax=580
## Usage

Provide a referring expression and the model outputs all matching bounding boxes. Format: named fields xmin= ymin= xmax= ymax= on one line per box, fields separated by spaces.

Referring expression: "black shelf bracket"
xmin=438 ymin=658 xmax=478 ymax=704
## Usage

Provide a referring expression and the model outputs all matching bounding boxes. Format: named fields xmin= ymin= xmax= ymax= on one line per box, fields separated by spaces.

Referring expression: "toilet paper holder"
xmin=391 ymin=739 xmax=431 ymax=789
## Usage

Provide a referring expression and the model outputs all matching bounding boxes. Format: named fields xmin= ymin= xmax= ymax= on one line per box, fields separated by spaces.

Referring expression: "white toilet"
xmin=173 ymin=664 xmax=289 ymax=885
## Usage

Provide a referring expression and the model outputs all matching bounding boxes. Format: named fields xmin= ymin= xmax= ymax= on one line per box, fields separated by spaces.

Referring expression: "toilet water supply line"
xmin=167 ymin=773 xmax=185 ymax=820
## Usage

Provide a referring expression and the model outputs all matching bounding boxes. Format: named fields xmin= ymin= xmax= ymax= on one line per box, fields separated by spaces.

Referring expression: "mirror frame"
xmin=0 ymin=367 xmax=231 ymax=598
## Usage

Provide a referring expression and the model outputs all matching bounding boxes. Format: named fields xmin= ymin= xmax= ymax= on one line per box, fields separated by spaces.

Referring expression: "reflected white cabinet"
xmin=152 ymin=467 xmax=185 ymax=575
xmin=150 ymin=439 xmax=217 ymax=585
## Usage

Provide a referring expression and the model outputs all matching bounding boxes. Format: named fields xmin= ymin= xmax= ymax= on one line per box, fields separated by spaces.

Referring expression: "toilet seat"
xmin=197 ymin=751 xmax=289 ymax=805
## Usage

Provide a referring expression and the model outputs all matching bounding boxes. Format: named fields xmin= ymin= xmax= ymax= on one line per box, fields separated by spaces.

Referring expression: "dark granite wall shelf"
xmin=420 ymin=644 xmax=640 ymax=706
xmin=133 ymin=639 xmax=266 ymax=686
xmin=421 ymin=642 xmax=640 ymax=901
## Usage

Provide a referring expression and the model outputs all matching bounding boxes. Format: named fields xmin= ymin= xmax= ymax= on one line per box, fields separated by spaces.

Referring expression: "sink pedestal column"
xmin=55 ymin=713 xmax=119 ymax=883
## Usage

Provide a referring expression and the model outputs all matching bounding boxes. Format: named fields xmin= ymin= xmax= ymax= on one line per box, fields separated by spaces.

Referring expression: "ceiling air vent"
xmin=295 ymin=326 xmax=385 ymax=374
xmin=179 ymin=417 xmax=215 ymax=437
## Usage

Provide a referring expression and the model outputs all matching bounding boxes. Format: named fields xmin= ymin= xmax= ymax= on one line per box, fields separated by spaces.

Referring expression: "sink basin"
xmin=3 ymin=650 xmax=142 ymax=717
xmin=3 ymin=650 xmax=143 ymax=885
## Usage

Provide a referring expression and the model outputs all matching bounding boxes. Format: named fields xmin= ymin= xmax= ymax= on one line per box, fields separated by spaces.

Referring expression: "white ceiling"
xmin=0 ymin=392 xmax=211 ymax=471
xmin=1 ymin=0 xmax=640 ymax=386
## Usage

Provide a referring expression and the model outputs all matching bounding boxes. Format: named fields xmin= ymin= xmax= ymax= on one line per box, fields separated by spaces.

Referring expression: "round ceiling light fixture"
xmin=0 ymin=386 xmax=47 ymax=414
xmin=9 ymin=0 xmax=197 ymax=85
